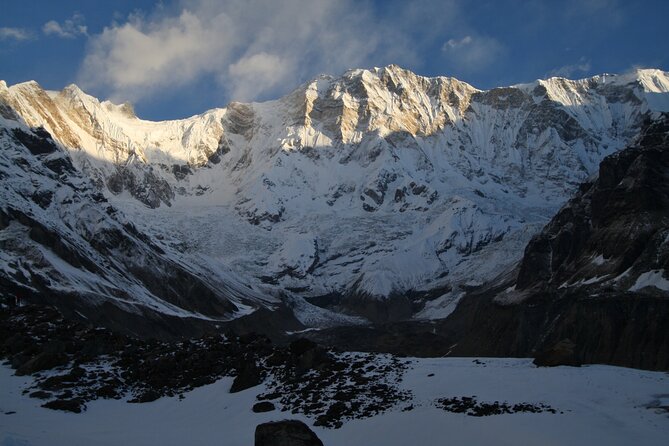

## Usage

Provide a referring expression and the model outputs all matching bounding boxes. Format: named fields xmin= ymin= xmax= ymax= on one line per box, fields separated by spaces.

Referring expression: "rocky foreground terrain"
xmin=2 ymin=300 xmax=667 ymax=446
xmin=0 ymin=302 xmax=412 ymax=429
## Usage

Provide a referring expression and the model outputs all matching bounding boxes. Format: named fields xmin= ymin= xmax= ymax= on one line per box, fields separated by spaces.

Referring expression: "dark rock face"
xmin=11 ymin=127 xmax=59 ymax=155
xmin=255 ymin=420 xmax=324 ymax=446
xmin=517 ymin=115 xmax=669 ymax=291
xmin=445 ymin=289 xmax=669 ymax=370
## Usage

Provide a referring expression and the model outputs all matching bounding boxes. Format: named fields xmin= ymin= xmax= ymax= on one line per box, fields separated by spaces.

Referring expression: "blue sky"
xmin=1 ymin=0 xmax=667 ymax=120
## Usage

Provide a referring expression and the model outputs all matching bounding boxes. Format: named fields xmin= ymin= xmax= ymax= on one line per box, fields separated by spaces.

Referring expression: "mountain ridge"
xmin=1 ymin=65 xmax=668 ymax=330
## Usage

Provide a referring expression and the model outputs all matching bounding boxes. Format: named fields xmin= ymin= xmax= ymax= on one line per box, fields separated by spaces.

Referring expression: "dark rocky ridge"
xmin=516 ymin=115 xmax=669 ymax=291
xmin=440 ymin=114 xmax=669 ymax=370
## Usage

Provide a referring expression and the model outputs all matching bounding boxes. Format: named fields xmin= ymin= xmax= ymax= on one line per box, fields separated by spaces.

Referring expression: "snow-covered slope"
xmin=2 ymin=66 xmax=668 ymax=324
xmin=0 ymin=103 xmax=275 ymax=334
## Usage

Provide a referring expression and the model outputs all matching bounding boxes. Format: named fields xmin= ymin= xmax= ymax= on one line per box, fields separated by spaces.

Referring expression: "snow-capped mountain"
xmin=1 ymin=66 xmax=668 ymax=327
xmin=0 ymin=103 xmax=275 ymax=336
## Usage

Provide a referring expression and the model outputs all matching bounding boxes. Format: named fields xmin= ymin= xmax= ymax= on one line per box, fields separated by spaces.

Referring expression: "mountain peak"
xmin=9 ymin=80 xmax=43 ymax=92
xmin=1 ymin=65 xmax=668 ymax=328
xmin=62 ymin=83 xmax=84 ymax=94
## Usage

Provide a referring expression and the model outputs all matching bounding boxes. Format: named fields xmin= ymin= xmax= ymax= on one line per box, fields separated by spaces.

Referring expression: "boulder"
xmin=255 ymin=420 xmax=324 ymax=446
xmin=533 ymin=339 xmax=581 ymax=367
xmin=252 ymin=401 xmax=276 ymax=413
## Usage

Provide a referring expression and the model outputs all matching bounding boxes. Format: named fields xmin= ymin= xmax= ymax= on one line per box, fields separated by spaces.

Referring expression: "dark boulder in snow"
xmin=255 ymin=420 xmax=324 ymax=446
xmin=533 ymin=339 xmax=581 ymax=367
xmin=252 ymin=401 xmax=276 ymax=413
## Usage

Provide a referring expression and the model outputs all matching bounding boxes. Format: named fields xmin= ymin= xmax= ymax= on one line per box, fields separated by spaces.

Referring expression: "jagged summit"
xmin=1 ymin=66 xmax=668 ymax=327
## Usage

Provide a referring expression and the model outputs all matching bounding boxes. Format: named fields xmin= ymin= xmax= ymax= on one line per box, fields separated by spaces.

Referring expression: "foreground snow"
xmin=1 ymin=357 xmax=667 ymax=446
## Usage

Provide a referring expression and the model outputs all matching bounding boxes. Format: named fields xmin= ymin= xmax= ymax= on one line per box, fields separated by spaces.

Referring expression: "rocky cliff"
xmin=442 ymin=115 xmax=669 ymax=370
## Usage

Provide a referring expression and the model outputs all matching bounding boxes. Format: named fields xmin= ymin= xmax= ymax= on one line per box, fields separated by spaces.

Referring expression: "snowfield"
xmin=1 ymin=358 xmax=667 ymax=446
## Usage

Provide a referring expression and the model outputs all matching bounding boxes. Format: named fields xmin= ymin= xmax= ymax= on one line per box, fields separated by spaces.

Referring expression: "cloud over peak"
xmin=68 ymin=0 xmax=644 ymax=112
xmin=77 ymin=0 xmax=428 ymax=104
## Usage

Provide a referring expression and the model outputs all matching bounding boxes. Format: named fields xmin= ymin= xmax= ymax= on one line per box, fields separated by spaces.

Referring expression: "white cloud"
xmin=77 ymin=0 xmax=436 ymax=104
xmin=443 ymin=36 xmax=473 ymax=50
xmin=441 ymin=35 xmax=504 ymax=72
xmin=43 ymin=13 xmax=88 ymax=39
xmin=0 ymin=27 xmax=33 ymax=41
xmin=228 ymin=53 xmax=291 ymax=101
xmin=547 ymin=58 xmax=592 ymax=79
xmin=80 ymin=10 xmax=231 ymax=100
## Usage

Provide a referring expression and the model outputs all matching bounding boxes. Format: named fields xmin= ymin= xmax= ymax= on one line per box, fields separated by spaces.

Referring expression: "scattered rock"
xmin=1 ymin=303 xmax=412 ymax=429
xmin=289 ymin=338 xmax=318 ymax=356
xmin=255 ymin=420 xmax=324 ymax=446
xmin=645 ymin=395 xmax=669 ymax=414
xmin=436 ymin=396 xmax=556 ymax=416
